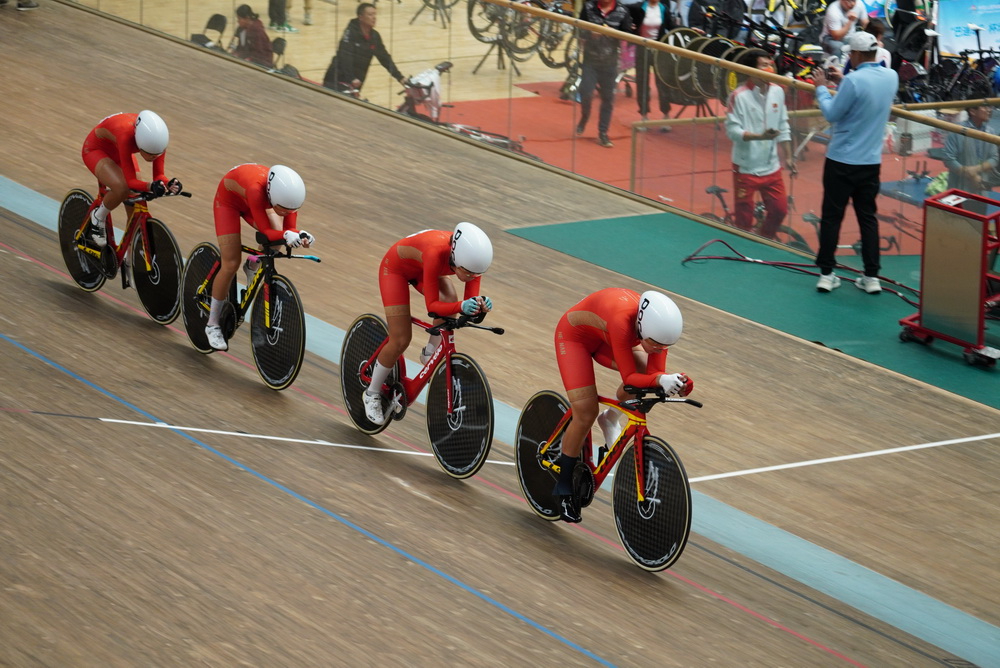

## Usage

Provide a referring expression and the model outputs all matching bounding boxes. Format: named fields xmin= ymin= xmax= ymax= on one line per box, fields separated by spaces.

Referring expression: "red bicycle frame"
xmin=361 ymin=316 xmax=461 ymax=414
xmin=544 ymin=396 xmax=654 ymax=499
xmin=78 ymin=193 xmax=157 ymax=275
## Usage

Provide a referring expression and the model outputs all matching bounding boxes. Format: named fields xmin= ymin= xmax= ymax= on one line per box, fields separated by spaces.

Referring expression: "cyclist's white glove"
xmin=658 ymin=373 xmax=692 ymax=397
xmin=283 ymin=230 xmax=314 ymax=248
xmin=461 ymin=297 xmax=481 ymax=316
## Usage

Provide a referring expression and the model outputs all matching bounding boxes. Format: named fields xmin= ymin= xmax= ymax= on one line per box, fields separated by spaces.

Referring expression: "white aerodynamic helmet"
xmin=134 ymin=110 xmax=169 ymax=155
xmin=636 ymin=290 xmax=683 ymax=346
xmin=267 ymin=165 xmax=306 ymax=210
xmin=450 ymin=222 xmax=493 ymax=274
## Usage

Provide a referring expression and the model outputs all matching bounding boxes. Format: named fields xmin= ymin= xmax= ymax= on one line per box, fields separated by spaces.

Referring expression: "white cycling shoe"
xmin=363 ymin=390 xmax=386 ymax=424
xmin=205 ymin=325 xmax=228 ymax=352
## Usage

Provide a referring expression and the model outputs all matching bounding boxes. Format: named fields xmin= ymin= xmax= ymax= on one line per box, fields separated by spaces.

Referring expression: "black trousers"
xmin=578 ymin=58 xmax=618 ymax=135
xmin=816 ymin=158 xmax=882 ymax=277
xmin=634 ymin=47 xmax=670 ymax=117
xmin=268 ymin=0 xmax=286 ymax=25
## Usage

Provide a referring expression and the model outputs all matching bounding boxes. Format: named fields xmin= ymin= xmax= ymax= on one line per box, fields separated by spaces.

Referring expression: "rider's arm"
xmin=462 ymin=276 xmax=482 ymax=300
xmin=247 ymin=187 xmax=286 ymax=242
xmin=117 ymin=141 xmax=149 ymax=193
xmin=151 ymin=153 xmax=167 ymax=185
xmin=421 ymin=253 xmax=464 ymax=316
xmin=610 ymin=317 xmax=663 ymax=387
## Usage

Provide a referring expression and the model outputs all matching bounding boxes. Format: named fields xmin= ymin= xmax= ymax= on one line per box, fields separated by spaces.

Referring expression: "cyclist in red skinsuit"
xmin=203 ymin=163 xmax=315 ymax=352
xmin=552 ymin=287 xmax=693 ymax=522
xmin=363 ymin=223 xmax=494 ymax=424
xmin=81 ymin=110 xmax=182 ymax=247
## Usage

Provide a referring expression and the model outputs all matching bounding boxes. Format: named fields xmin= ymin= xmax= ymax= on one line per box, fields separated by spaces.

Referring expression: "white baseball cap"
xmin=843 ymin=31 xmax=879 ymax=52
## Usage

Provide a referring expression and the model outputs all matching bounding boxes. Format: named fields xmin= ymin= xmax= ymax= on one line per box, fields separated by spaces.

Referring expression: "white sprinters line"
xmin=101 ymin=418 xmax=435 ymax=457
xmin=689 ymin=432 xmax=1000 ymax=483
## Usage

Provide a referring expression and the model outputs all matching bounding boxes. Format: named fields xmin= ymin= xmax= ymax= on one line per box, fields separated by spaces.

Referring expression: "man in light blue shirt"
xmin=811 ymin=31 xmax=898 ymax=295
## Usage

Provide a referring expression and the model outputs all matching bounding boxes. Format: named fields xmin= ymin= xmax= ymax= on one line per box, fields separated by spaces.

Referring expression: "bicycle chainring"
xmin=573 ymin=461 xmax=596 ymax=508
xmin=389 ymin=381 xmax=407 ymax=421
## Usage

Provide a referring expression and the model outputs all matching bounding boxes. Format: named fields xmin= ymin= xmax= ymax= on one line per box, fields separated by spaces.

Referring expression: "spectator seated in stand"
xmin=230 ymin=4 xmax=273 ymax=68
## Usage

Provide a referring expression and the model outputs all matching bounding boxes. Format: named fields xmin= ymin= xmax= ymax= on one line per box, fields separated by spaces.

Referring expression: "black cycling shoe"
xmin=558 ymin=495 xmax=582 ymax=523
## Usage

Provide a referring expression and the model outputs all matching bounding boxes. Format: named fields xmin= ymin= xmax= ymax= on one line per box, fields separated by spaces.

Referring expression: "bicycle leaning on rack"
xmin=58 ymin=187 xmax=189 ymax=324
xmin=340 ymin=311 xmax=503 ymax=479
xmin=515 ymin=385 xmax=701 ymax=571
xmin=180 ymin=232 xmax=320 ymax=390
xmin=701 ymin=185 xmax=813 ymax=252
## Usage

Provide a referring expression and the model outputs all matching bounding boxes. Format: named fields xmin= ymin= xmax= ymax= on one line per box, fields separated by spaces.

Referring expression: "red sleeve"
xmin=151 ymin=154 xmax=167 ymax=186
xmin=247 ymin=185 xmax=283 ymax=241
xmin=117 ymin=137 xmax=147 ymax=193
xmin=421 ymin=249 xmax=463 ymax=317
xmin=610 ymin=312 xmax=664 ymax=388
xmin=462 ymin=276 xmax=482 ymax=300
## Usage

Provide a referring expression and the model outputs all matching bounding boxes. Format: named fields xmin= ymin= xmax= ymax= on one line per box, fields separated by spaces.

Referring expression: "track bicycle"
xmin=397 ymin=61 xmax=542 ymax=160
xmin=702 ymin=185 xmax=813 ymax=252
xmin=515 ymin=386 xmax=702 ymax=571
xmin=58 ymin=187 xmax=189 ymax=324
xmin=340 ymin=311 xmax=504 ymax=479
xmin=180 ymin=232 xmax=320 ymax=390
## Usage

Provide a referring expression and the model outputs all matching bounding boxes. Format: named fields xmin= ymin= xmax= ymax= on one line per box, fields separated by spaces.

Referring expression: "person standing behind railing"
xmin=724 ymin=49 xmax=796 ymax=240
xmin=575 ymin=0 xmax=633 ymax=148
xmin=811 ymin=31 xmax=897 ymax=295
xmin=629 ymin=0 xmax=674 ymax=132
xmin=321 ymin=3 xmax=405 ymax=95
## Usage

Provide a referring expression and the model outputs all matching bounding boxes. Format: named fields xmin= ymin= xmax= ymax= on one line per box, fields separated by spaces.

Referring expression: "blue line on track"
xmin=0 ymin=332 xmax=615 ymax=667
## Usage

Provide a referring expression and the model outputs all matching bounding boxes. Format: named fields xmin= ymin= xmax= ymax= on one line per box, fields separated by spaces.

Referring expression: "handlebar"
xmin=620 ymin=385 xmax=703 ymax=413
xmin=425 ymin=311 xmax=504 ymax=336
xmin=124 ymin=189 xmax=192 ymax=204
xmin=247 ymin=232 xmax=322 ymax=263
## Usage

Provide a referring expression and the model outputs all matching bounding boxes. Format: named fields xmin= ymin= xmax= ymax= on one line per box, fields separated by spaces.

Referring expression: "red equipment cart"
xmin=899 ymin=189 xmax=1000 ymax=366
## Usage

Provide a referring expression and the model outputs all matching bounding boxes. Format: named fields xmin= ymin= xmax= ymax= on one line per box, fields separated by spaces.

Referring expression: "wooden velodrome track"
xmin=1 ymin=3 xmax=999 ymax=666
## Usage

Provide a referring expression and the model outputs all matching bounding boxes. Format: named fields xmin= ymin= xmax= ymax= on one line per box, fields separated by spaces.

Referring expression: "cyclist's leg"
xmin=364 ymin=267 xmax=411 ymax=422
xmin=83 ymin=153 xmax=127 ymax=245
xmin=206 ymin=205 xmax=242 ymax=351
xmin=553 ymin=319 xmax=599 ymax=520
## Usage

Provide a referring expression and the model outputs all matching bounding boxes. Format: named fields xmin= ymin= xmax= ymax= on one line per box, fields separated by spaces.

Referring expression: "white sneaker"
xmin=855 ymin=276 xmax=882 ymax=294
xmin=205 ymin=325 xmax=228 ymax=351
xmin=303 ymin=11 xmax=312 ymax=24
xmin=816 ymin=273 xmax=841 ymax=293
xmin=419 ymin=344 xmax=436 ymax=366
xmin=87 ymin=211 xmax=107 ymax=248
xmin=363 ymin=390 xmax=385 ymax=424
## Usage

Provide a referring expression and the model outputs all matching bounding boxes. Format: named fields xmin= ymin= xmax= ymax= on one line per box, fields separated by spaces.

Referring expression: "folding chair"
xmin=191 ymin=13 xmax=227 ymax=50
xmin=272 ymin=37 xmax=287 ymax=70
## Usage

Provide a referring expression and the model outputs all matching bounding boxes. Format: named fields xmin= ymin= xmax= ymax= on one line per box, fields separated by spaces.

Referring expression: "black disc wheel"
xmin=130 ymin=218 xmax=182 ymax=325
xmin=515 ymin=390 xmax=572 ymax=521
xmin=181 ymin=242 xmax=222 ymax=354
xmin=339 ymin=314 xmax=401 ymax=435
xmin=425 ymin=352 xmax=494 ymax=479
xmin=58 ymin=189 xmax=106 ymax=292
xmin=612 ymin=436 xmax=692 ymax=571
xmin=250 ymin=274 xmax=305 ymax=390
